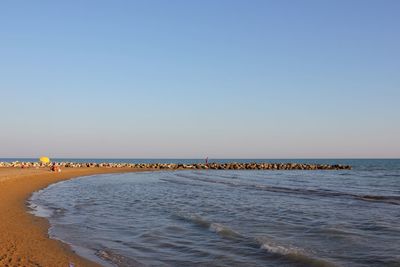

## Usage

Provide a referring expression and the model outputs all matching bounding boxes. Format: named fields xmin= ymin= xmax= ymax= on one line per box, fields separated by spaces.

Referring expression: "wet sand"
xmin=0 ymin=167 xmax=151 ymax=267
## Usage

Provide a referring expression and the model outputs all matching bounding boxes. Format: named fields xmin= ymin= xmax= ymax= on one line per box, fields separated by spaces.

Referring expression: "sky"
xmin=0 ymin=0 xmax=399 ymax=158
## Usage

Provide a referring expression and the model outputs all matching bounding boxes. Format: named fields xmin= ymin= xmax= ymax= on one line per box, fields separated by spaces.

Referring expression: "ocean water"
xmin=29 ymin=159 xmax=400 ymax=267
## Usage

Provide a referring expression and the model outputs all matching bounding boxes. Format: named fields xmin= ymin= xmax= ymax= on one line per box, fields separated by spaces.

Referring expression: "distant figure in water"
xmin=205 ymin=157 xmax=209 ymax=165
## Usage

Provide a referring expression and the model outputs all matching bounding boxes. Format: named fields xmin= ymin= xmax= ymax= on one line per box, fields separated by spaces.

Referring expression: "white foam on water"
xmin=28 ymin=192 xmax=54 ymax=218
xmin=209 ymin=223 xmax=242 ymax=238
xmin=256 ymin=237 xmax=339 ymax=267
xmin=256 ymin=236 xmax=303 ymax=255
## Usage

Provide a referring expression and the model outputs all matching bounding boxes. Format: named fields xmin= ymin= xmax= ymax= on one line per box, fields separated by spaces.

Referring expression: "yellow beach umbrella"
xmin=39 ymin=156 xmax=50 ymax=164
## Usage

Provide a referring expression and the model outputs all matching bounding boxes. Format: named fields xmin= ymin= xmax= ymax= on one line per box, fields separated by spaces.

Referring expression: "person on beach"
xmin=50 ymin=163 xmax=61 ymax=173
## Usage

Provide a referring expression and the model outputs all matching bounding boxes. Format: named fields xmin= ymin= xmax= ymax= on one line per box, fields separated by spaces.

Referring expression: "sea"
xmin=21 ymin=159 xmax=400 ymax=267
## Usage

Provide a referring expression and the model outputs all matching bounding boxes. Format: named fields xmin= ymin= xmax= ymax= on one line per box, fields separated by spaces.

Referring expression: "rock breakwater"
xmin=0 ymin=161 xmax=351 ymax=170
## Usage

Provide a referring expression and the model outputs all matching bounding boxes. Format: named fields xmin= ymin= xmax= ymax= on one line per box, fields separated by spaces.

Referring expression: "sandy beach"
xmin=0 ymin=167 xmax=149 ymax=267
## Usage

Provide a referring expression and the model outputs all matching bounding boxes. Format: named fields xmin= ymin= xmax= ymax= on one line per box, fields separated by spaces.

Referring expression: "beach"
xmin=0 ymin=167 xmax=149 ymax=267
xmin=1 ymin=160 xmax=399 ymax=267
xmin=0 ymin=161 xmax=351 ymax=267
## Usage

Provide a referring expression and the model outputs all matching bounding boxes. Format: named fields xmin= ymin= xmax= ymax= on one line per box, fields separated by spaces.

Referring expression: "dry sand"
xmin=0 ymin=167 xmax=151 ymax=267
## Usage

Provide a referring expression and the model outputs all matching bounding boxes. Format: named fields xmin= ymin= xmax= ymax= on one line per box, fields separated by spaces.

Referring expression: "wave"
xmin=173 ymin=212 xmax=338 ymax=266
xmin=28 ymin=202 xmax=54 ymax=218
xmin=192 ymin=170 xmax=242 ymax=180
xmin=255 ymin=237 xmax=338 ymax=267
xmin=159 ymin=178 xmax=204 ymax=187
xmin=28 ymin=198 xmax=69 ymax=219
xmin=96 ymin=249 xmax=145 ymax=267
xmin=358 ymin=195 xmax=400 ymax=205
xmin=173 ymin=212 xmax=246 ymax=242
xmin=209 ymin=223 xmax=243 ymax=239
xmin=256 ymin=236 xmax=303 ymax=255
xmin=172 ymin=172 xmax=400 ymax=205
xmin=254 ymin=184 xmax=400 ymax=205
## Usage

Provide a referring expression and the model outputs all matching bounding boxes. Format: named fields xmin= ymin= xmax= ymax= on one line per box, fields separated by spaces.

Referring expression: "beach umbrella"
xmin=39 ymin=156 xmax=50 ymax=164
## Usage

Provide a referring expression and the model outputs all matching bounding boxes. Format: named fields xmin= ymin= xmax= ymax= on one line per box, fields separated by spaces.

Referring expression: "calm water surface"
xmin=29 ymin=159 xmax=400 ymax=267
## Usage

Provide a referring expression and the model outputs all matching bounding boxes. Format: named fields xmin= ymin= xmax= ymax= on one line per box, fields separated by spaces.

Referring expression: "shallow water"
xmin=29 ymin=159 xmax=400 ymax=267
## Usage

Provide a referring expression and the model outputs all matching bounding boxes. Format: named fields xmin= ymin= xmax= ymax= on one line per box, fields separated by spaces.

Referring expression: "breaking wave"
xmin=174 ymin=212 xmax=338 ymax=267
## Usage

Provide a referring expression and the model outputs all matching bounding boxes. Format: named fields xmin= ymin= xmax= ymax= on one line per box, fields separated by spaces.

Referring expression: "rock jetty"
xmin=0 ymin=161 xmax=351 ymax=170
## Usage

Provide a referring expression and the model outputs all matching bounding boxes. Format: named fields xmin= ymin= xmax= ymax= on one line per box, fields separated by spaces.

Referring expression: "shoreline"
xmin=0 ymin=162 xmax=352 ymax=266
xmin=0 ymin=167 xmax=153 ymax=267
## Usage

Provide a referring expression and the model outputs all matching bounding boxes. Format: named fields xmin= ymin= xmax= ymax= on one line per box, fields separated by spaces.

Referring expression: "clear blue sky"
xmin=1 ymin=0 xmax=399 ymax=158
